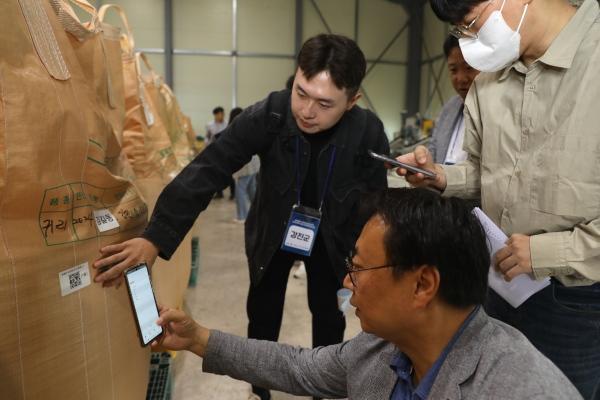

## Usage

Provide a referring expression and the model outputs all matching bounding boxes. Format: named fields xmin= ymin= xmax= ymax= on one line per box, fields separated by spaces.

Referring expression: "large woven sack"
xmin=98 ymin=5 xmax=191 ymax=309
xmin=135 ymin=52 xmax=179 ymax=180
xmin=99 ymin=3 xmax=168 ymax=183
xmin=0 ymin=0 xmax=150 ymax=398
xmin=51 ymin=0 xmax=135 ymax=181
xmin=157 ymin=82 xmax=194 ymax=168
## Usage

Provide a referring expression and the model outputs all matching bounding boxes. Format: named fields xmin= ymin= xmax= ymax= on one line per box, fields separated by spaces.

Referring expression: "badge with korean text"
xmin=281 ymin=205 xmax=321 ymax=257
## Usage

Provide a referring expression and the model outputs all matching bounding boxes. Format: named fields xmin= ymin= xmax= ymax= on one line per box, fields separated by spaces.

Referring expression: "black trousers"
xmin=247 ymin=236 xmax=345 ymax=397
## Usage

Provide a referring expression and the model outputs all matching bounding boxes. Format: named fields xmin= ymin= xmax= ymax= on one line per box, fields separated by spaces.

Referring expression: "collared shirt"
xmin=444 ymin=113 xmax=467 ymax=165
xmin=444 ymin=0 xmax=600 ymax=286
xmin=389 ymin=306 xmax=479 ymax=400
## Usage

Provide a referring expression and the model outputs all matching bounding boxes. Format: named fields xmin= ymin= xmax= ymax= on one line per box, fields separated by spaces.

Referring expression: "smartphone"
xmin=367 ymin=150 xmax=437 ymax=179
xmin=124 ymin=263 xmax=163 ymax=347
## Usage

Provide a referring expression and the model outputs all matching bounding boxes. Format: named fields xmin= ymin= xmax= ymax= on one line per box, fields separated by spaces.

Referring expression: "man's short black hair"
xmin=212 ymin=106 xmax=224 ymax=115
xmin=297 ymin=34 xmax=366 ymax=98
xmin=361 ymin=188 xmax=489 ymax=308
xmin=430 ymin=0 xmax=487 ymax=24
xmin=285 ymin=75 xmax=295 ymax=90
xmin=443 ymin=35 xmax=460 ymax=59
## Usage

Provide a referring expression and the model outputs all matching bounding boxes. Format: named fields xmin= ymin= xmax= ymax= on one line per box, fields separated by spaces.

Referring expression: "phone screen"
xmin=125 ymin=264 xmax=162 ymax=346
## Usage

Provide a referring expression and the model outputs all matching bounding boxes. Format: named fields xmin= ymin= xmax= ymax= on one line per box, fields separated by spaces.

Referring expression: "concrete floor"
xmin=171 ymin=198 xmax=362 ymax=400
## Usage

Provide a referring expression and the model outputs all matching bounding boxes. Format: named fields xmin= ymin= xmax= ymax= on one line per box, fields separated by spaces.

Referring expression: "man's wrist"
xmin=190 ymin=326 xmax=210 ymax=357
xmin=433 ymin=164 xmax=447 ymax=192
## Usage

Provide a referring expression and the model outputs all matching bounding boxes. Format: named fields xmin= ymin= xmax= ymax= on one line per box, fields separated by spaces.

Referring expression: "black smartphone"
xmin=124 ymin=263 xmax=163 ymax=347
xmin=367 ymin=150 xmax=437 ymax=179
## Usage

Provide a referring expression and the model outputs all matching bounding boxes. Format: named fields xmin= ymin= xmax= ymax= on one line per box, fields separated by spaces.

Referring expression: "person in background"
xmin=230 ymin=106 xmax=260 ymax=223
xmin=428 ymin=35 xmax=479 ymax=165
xmin=94 ymin=34 xmax=389 ymax=400
xmin=397 ymin=0 xmax=600 ymax=397
xmin=153 ymin=188 xmax=582 ymax=400
xmin=205 ymin=106 xmax=227 ymax=145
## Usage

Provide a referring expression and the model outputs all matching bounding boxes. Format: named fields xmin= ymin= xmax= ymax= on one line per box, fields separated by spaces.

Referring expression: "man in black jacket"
xmin=94 ymin=33 xmax=389 ymax=400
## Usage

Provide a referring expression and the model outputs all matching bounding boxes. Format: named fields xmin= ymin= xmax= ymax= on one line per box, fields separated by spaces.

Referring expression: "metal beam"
xmin=365 ymin=21 xmax=408 ymax=78
xmin=295 ymin=0 xmax=303 ymax=63
xmin=421 ymin=54 xmax=445 ymax=64
xmin=147 ymin=48 xmax=407 ymax=66
xmin=392 ymin=0 xmax=429 ymax=11
xmin=423 ymin=56 xmax=447 ymax=116
xmin=232 ymin=0 xmax=238 ymax=107
xmin=164 ymin=0 xmax=173 ymax=88
xmin=404 ymin=1 xmax=425 ymax=116
xmin=309 ymin=0 xmax=332 ymax=33
xmin=354 ymin=0 xmax=359 ymax=42
xmin=307 ymin=0 xmax=378 ymax=114
xmin=422 ymin=39 xmax=446 ymax=115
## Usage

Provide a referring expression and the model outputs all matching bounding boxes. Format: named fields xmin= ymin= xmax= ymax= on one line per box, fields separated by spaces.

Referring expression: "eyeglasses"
xmin=449 ymin=0 xmax=495 ymax=39
xmin=345 ymin=251 xmax=395 ymax=288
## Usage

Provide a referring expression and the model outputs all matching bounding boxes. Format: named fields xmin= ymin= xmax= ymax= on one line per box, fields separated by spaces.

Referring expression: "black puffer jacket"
xmin=143 ymin=89 xmax=389 ymax=285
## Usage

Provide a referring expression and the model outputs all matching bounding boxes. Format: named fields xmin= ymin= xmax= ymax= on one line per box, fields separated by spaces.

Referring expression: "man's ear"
xmin=413 ymin=265 xmax=440 ymax=308
xmin=346 ymin=92 xmax=362 ymax=110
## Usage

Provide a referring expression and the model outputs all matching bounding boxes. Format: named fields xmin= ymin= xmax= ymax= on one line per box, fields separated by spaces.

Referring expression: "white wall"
xmin=93 ymin=0 xmax=453 ymax=139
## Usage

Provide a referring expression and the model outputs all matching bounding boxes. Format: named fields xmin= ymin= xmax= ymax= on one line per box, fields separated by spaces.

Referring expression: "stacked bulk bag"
xmin=0 ymin=0 xmax=150 ymax=398
xmin=99 ymin=5 xmax=194 ymax=310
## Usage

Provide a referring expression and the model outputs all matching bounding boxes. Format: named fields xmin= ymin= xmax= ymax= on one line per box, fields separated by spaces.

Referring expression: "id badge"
xmin=281 ymin=205 xmax=321 ymax=257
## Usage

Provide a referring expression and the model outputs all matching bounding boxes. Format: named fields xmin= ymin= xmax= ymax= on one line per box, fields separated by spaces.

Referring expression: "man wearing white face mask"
xmin=395 ymin=0 xmax=600 ymax=398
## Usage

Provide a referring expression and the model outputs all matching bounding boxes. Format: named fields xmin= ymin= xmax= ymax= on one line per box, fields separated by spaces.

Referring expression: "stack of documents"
xmin=472 ymin=208 xmax=551 ymax=308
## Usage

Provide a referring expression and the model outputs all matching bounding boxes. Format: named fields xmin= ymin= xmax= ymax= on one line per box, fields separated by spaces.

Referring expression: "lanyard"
xmin=295 ymin=135 xmax=337 ymax=212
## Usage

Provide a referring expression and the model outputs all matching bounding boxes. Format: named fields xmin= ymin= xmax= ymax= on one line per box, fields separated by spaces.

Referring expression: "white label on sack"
xmin=139 ymin=90 xmax=155 ymax=126
xmin=143 ymin=103 xmax=155 ymax=126
xmin=59 ymin=262 xmax=92 ymax=296
xmin=93 ymin=208 xmax=120 ymax=232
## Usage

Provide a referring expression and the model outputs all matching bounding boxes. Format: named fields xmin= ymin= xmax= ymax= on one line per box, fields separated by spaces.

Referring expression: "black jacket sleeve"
xmin=142 ymin=98 xmax=273 ymax=259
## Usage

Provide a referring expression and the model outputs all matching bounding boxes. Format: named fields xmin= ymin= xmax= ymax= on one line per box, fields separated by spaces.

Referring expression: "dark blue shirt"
xmin=389 ymin=306 xmax=480 ymax=400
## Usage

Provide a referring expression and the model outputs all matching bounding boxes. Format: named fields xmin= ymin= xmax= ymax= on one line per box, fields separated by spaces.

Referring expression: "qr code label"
xmin=69 ymin=271 xmax=82 ymax=289
xmin=59 ymin=262 xmax=91 ymax=296
xmin=93 ymin=209 xmax=120 ymax=232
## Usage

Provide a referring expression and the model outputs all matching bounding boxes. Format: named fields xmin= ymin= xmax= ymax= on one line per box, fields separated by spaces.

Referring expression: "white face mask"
xmin=459 ymin=0 xmax=528 ymax=72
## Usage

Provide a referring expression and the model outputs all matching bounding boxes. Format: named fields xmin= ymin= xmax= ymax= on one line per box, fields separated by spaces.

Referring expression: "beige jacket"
xmin=444 ymin=0 xmax=600 ymax=286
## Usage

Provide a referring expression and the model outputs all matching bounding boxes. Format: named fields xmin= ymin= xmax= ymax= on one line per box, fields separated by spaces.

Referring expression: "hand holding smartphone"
xmin=367 ymin=150 xmax=437 ymax=179
xmin=124 ymin=263 xmax=163 ymax=346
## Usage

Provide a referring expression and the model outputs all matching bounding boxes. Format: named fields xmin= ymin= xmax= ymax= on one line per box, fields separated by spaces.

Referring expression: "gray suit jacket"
xmin=428 ymin=95 xmax=464 ymax=164
xmin=203 ymin=308 xmax=581 ymax=399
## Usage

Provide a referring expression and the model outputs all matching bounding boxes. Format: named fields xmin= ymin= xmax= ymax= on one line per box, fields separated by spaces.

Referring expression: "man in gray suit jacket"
xmin=154 ymin=188 xmax=580 ymax=399
xmin=428 ymin=36 xmax=479 ymax=164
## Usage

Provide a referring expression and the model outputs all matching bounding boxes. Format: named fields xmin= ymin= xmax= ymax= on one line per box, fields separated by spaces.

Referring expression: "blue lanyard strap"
xmin=295 ymin=135 xmax=337 ymax=211
xmin=296 ymin=135 xmax=302 ymax=205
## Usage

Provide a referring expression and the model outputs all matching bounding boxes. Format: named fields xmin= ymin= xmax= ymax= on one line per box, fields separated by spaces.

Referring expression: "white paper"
xmin=59 ymin=262 xmax=91 ymax=296
xmin=93 ymin=208 xmax=120 ymax=232
xmin=472 ymin=207 xmax=551 ymax=308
